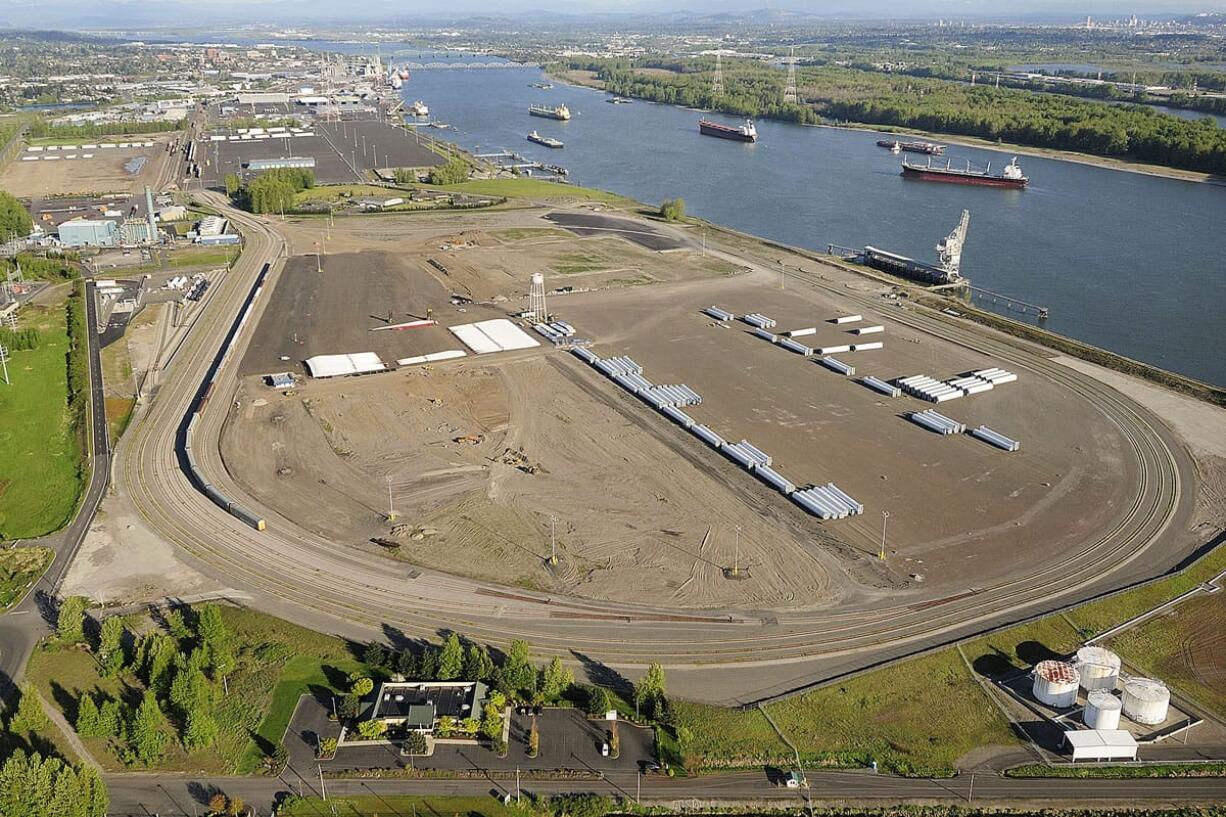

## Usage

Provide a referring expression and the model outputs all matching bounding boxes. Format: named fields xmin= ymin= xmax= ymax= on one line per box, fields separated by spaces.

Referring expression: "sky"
xmin=2 ymin=0 xmax=1225 ymax=28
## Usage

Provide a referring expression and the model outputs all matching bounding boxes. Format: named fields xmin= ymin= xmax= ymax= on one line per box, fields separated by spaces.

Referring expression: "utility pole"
xmin=516 ymin=766 xmax=521 ymax=803
xmin=548 ymin=515 xmax=558 ymax=565
xmin=318 ymin=765 xmax=327 ymax=801
xmin=879 ymin=510 xmax=889 ymax=561
xmin=968 ymin=772 xmax=975 ymax=804
xmin=386 ymin=475 xmax=397 ymax=521
xmin=732 ymin=525 xmax=741 ymax=576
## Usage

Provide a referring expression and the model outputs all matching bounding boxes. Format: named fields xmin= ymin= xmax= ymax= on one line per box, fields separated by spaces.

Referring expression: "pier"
xmin=968 ymin=285 xmax=1049 ymax=319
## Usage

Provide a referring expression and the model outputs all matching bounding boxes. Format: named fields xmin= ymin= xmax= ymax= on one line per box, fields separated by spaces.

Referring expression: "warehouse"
xmin=304 ymin=352 xmax=386 ymax=379
xmin=245 ymin=156 xmax=316 ymax=171
xmin=58 ymin=219 xmax=118 ymax=247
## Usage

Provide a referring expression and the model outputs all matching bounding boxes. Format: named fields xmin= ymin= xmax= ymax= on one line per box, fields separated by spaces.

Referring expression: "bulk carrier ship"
xmin=698 ymin=118 xmax=757 ymax=142
xmin=529 ymin=103 xmax=571 ymax=120
xmin=901 ymin=156 xmax=1028 ymax=189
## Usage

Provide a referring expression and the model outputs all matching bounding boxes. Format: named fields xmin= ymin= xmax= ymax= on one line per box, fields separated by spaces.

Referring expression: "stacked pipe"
xmin=596 ymin=356 xmax=643 ymax=377
xmin=850 ymin=342 xmax=883 ymax=352
xmin=909 ymin=409 xmax=966 ymax=435
xmin=819 ymin=356 xmax=855 ymax=376
xmin=793 ymin=484 xmax=863 ymax=519
xmin=786 ymin=327 xmax=816 ymax=338
xmin=832 ymin=314 xmax=862 ymax=325
xmin=945 ymin=375 xmax=994 ymax=395
xmin=971 ymin=425 xmax=1020 ymax=452
xmin=644 ymin=384 xmax=702 ymax=407
xmin=742 ymin=313 xmax=777 ymax=329
xmin=704 ymin=306 xmax=735 ymax=321
xmin=861 ymin=376 xmax=901 ymax=397
xmin=852 ymin=325 xmax=884 ymax=335
xmin=778 ymin=337 xmax=812 ymax=356
xmin=972 ymin=368 xmax=1018 ymax=385
xmin=752 ymin=327 xmax=779 ymax=343
xmin=897 ymin=374 xmax=962 ymax=403
xmin=817 ymin=344 xmax=851 ymax=355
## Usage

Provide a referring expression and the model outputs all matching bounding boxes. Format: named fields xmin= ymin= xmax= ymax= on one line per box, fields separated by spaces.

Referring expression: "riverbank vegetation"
xmin=564 ymin=58 xmax=1226 ymax=176
xmin=0 ymin=292 xmax=87 ymax=541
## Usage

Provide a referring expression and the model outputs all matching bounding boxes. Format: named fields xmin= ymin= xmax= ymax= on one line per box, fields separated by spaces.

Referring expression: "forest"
xmin=568 ymin=57 xmax=1226 ymax=175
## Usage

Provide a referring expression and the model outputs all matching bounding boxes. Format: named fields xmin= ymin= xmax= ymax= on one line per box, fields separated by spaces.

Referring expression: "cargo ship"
xmin=527 ymin=130 xmax=564 ymax=148
xmin=901 ymin=156 xmax=1028 ymax=189
xmin=529 ymin=103 xmax=571 ymax=120
xmin=698 ymin=118 xmax=757 ymax=142
xmin=877 ymin=139 xmax=944 ymax=155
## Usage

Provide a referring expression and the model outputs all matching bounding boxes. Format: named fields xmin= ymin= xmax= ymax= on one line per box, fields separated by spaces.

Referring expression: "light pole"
xmin=879 ymin=510 xmax=889 ymax=561
xmin=732 ymin=525 xmax=741 ymax=576
xmin=548 ymin=515 xmax=558 ymax=565
xmin=386 ymin=475 xmax=397 ymax=521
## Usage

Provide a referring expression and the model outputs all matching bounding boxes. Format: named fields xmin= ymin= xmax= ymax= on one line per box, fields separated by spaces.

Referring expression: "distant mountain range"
xmin=2 ymin=0 xmax=1225 ymax=31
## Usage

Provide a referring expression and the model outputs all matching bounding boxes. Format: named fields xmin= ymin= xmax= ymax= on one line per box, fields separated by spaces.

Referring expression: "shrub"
xmin=660 ymin=198 xmax=686 ymax=221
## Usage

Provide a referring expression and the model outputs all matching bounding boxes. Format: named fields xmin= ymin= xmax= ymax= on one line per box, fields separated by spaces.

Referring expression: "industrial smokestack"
xmin=144 ymin=186 xmax=157 ymax=243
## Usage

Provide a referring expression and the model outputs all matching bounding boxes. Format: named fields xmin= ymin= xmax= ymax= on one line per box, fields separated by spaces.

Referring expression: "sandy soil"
xmin=0 ymin=139 xmax=171 ymax=196
xmin=216 ymin=208 xmax=1142 ymax=611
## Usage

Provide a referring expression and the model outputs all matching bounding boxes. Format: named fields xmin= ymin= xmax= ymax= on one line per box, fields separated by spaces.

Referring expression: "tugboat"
xmin=901 ymin=156 xmax=1028 ymax=189
xmin=529 ymin=103 xmax=571 ymax=120
xmin=527 ymin=131 xmax=564 ymax=148
xmin=698 ymin=118 xmax=757 ymax=142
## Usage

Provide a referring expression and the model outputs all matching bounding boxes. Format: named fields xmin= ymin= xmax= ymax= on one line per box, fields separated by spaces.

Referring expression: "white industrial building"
xmin=197 ymin=216 xmax=229 ymax=237
xmin=1063 ymin=729 xmax=1138 ymax=762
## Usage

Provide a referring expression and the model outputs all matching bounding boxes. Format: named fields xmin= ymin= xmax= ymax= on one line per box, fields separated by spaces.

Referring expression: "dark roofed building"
xmin=369 ymin=680 xmax=488 ymax=734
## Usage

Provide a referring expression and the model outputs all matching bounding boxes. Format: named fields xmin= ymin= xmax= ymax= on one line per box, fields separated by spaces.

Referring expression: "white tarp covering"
xmin=1064 ymin=729 xmax=1138 ymax=762
xmin=449 ymin=319 xmax=540 ymax=355
xmin=304 ymin=352 xmax=386 ymax=378
xmin=397 ymin=350 xmax=467 ymax=367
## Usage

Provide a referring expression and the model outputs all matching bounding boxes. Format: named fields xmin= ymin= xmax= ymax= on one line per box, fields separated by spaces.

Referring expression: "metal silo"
xmin=1032 ymin=660 xmax=1080 ymax=708
xmin=1084 ymin=689 xmax=1122 ymax=730
xmin=1074 ymin=646 xmax=1122 ymax=691
xmin=1122 ymin=678 xmax=1170 ymax=725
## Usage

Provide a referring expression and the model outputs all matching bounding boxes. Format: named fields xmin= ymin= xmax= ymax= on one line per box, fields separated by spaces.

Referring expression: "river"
xmin=396 ymin=65 xmax=1225 ymax=387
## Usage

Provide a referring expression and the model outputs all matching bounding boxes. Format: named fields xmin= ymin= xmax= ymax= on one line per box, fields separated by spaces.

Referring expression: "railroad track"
xmin=113 ymin=197 xmax=1190 ymax=702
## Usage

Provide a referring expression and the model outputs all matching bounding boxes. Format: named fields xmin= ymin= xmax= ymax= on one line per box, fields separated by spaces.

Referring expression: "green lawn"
xmin=0 ymin=302 xmax=84 ymax=540
xmin=26 ymin=604 xmax=371 ymax=775
xmin=427 ymin=177 xmax=625 ymax=202
xmin=277 ymin=794 xmax=516 ymax=817
xmin=163 ymin=247 xmax=239 ymax=269
xmin=0 ymin=546 xmax=52 ymax=610
xmin=1007 ymin=761 xmax=1226 ymax=778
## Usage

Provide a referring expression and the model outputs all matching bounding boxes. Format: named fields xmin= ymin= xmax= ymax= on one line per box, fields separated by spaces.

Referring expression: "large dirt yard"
xmin=218 ymin=208 xmax=1144 ymax=612
xmin=0 ymin=137 xmax=172 ymax=196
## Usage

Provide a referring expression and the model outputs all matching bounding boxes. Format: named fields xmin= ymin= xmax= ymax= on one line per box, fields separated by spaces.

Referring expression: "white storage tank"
xmin=1083 ymin=689 xmax=1122 ymax=730
xmin=1122 ymin=678 xmax=1170 ymax=725
xmin=1074 ymin=646 xmax=1122 ymax=691
xmin=1032 ymin=660 xmax=1080 ymax=708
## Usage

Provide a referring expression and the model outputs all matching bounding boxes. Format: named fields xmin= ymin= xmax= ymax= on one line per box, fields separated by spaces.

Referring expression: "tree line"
xmin=55 ymin=598 xmax=237 ymax=766
xmin=26 ymin=118 xmax=184 ymax=139
xmin=227 ymin=167 xmax=316 ymax=215
xmin=564 ymin=57 xmax=1226 ymax=175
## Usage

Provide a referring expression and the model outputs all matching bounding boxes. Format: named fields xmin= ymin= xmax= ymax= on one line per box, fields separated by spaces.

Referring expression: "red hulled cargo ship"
xmin=901 ymin=156 xmax=1028 ymax=189
xmin=698 ymin=118 xmax=757 ymax=142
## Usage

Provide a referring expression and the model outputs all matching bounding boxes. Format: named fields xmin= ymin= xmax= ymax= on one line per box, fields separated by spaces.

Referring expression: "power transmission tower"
xmin=528 ymin=272 xmax=547 ymax=320
xmin=783 ymin=47 xmax=798 ymax=104
xmin=712 ymin=53 xmax=725 ymax=96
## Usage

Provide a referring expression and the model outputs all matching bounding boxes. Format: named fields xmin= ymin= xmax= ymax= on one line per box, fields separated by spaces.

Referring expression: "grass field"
xmin=26 ymin=605 xmax=370 ymax=774
xmin=162 ymin=246 xmax=239 ymax=269
xmin=0 ymin=546 xmax=52 ymax=610
xmin=673 ymin=648 xmax=1016 ymax=777
xmin=0 ymin=300 xmax=84 ymax=540
xmin=1007 ymin=761 xmax=1226 ymax=778
xmin=428 ymin=177 xmax=626 ymax=202
xmin=277 ymin=794 xmax=516 ymax=817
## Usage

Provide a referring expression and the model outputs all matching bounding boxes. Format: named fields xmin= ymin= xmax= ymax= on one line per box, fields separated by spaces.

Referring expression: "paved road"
xmin=102 ymin=767 xmax=1226 ymax=816
xmin=108 ymin=184 xmax=1198 ymax=705
xmin=0 ymin=281 xmax=111 ymax=706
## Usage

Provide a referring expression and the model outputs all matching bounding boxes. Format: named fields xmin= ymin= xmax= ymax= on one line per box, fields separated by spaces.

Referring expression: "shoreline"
xmin=547 ymin=67 xmax=1224 ymax=187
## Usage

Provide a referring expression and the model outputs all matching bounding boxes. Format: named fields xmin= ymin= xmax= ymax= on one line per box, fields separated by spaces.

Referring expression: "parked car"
xmin=601 ymin=742 xmax=609 ymax=757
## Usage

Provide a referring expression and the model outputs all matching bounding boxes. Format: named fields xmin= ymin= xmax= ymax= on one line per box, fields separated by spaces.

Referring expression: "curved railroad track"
xmin=115 ymin=196 xmax=1193 ymax=701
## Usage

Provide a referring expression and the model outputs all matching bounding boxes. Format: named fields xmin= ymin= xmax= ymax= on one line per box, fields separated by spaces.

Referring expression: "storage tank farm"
xmin=1084 ymin=689 xmax=1123 ymax=730
xmin=1075 ymin=646 xmax=1122 ymax=692
xmin=1122 ymin=678 xmax=1171 ymax=725
xmin=1032 ymin=660 xmax=1080 ymax=708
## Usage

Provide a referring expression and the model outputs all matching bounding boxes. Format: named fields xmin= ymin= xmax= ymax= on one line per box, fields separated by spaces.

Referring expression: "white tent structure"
xmin=448 ymin=319 xmax=541 ymax=355
xmin=304 ymin=352 xmax=386 ymax=378
xmin=1063 ymin=729 xmax=1138 ymax=762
